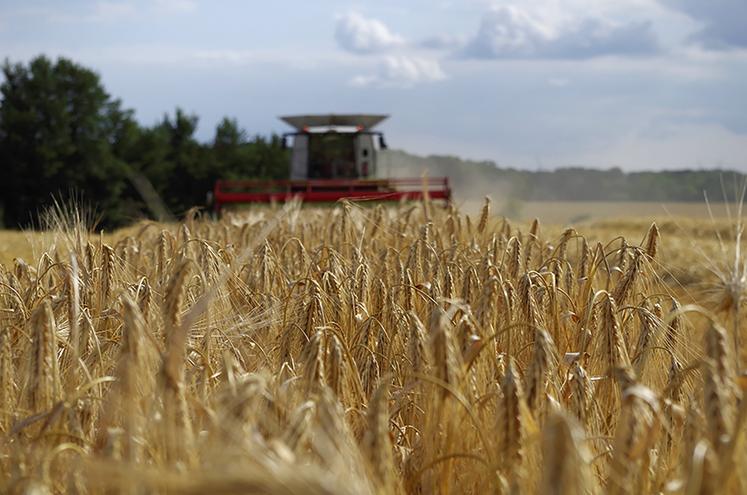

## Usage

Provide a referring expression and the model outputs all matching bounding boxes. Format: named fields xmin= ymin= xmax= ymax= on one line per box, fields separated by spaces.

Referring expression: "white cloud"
xmin=351 ymin=55 xmax=446 ymax=88
xmin=335 ymin=11 xmax=405 ymax=54
xmin=334 ymin=11 xmax=447 ymax=87
xmin=461 ymin=5 xmax=658 ymax=59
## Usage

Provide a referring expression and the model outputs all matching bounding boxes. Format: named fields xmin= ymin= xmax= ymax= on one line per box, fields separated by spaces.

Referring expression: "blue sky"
xmin=1 ymin=0 xmax=746 ymax=171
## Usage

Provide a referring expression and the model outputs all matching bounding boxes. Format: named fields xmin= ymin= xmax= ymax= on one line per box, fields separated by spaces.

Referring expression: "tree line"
xmin=0 ymin=55 xmax=287 ymax=228
xmin=386 ymin=150 xmax=746 ymax=203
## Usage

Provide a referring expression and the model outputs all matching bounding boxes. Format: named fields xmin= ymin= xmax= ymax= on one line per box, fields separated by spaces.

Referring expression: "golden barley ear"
xmin=568 ymin=360 xmax=593 ymax=425
xmin=643 ymin=222 xmax=659 ymax=259
xmin=99 ymin=244 xmax=115 ymax=312
xmin=27 ymin=300 xmax=61 ymax=413
xmin=477 ymin=196 xmax=491 ymax=235
xmin=427 ymin=306 xmax=465 ymax=394
xmin=0 ymin=327 xmax=15 ymax=431
xmin=703 ymin=322 xmax=739 ymax=455
xmin=159 ymin=257 xmax=195 ymax=464
xmin=540 ymin=408 xmax=595 ymax=495
xmin=97 ymin=295 xmax=152 ymax=463
xmin=607 ymin=381 xmax=661 ymax=495
xmin=525 ymin=326 xmax=558 ymax=415
xmin=362 ymin=378 xmax=398 ymax=492
xmin=498 ymin=357 xmax=527 ymax=470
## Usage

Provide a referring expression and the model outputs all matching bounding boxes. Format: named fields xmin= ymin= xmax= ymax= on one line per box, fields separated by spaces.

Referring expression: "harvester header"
xmin=280 ymin=114 xmax=388 ymax=131
xmin=212 ymin=114 xmax=451 ymax=210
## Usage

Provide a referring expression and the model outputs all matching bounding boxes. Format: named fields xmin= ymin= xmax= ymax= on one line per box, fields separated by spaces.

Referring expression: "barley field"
xmin=461 ymin=199 xmax=747 ymax=224
xmin=0 ymin=199 xmax=745 ymax=494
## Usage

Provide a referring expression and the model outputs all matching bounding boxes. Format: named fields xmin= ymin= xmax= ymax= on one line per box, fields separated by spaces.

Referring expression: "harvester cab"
xmin=212 ymin=114 xmax=450 ymax=211
xmin=282 ymin=114 xmax=387 ymax=181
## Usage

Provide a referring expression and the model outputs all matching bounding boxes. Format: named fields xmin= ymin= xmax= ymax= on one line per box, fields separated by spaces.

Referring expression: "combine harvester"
xmin=212 ymin=114 xmax=451 ymax=212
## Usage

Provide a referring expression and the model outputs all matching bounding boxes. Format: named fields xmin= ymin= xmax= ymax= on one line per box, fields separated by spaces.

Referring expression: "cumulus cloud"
xmin=461 ymin=6 xmax=658 ymax=59
xmin=350 ymin=55 xmax=446 ymax=88
xmin=661 ymin=0 xmax=747 ymax=49
xmin=335 ymin=11 xmax=405 ymax=54
xmin=335 ymin=11 xmax=445 ymax=88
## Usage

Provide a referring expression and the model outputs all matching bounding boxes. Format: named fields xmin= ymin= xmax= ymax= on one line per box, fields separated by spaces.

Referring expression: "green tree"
xmin=212 ymin=117 xmax=250 ymax=178
xmin=154 ymin=108 xmax=211 ymax=214
xmin=211 ymin=119 xmax=288 ymax=180
xmin=0 ymin=55 xmax=133 ymax=227
xmin=253 ymin=133 xmax=289 ymax=180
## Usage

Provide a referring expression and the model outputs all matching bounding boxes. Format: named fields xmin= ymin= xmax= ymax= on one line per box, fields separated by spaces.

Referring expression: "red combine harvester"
xmin=212 ymin=114 xmax=451 ymax=212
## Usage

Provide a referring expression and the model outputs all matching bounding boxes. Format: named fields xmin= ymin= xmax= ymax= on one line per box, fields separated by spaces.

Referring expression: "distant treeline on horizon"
xmin=1 ymin=55 xmax=743 ymax=229
xmin=384 ymin=151 xmax=745 ymax=204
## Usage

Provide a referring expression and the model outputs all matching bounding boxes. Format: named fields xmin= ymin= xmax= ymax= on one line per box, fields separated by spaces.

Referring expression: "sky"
xmin=1 ymin=0 xmax=746 ymax=172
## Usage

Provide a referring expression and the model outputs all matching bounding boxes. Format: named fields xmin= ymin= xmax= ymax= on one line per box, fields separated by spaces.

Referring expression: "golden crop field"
xmin=460 ymin=199 xmax=747 ymax=224
xmin=0 ymin=199 xmax=745 ymax=494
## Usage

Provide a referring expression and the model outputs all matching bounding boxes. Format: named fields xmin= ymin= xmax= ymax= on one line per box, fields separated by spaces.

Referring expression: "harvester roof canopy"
xmin=280 ymin=114 xmax=388 ymax=131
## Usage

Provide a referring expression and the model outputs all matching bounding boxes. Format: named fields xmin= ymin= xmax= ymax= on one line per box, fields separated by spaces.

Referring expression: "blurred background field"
xmin=461 ymin=199 xmax=747 ymax=223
